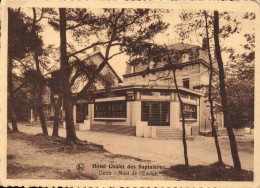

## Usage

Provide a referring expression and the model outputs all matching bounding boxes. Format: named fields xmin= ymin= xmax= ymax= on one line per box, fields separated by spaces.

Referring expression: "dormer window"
xmin=183 ymin=78 xmax=190 ymax=89
xmin=182 ymin=53 xmax=189 ymax=62
xmin=149 ymin=61 xmax=156 ymax=69
xmin=130 ymin=65 xmax=136 ymax=73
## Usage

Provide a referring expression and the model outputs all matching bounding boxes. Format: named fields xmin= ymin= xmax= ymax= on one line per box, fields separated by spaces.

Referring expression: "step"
xmin=155 ymin=127 xmax=183 ymax=139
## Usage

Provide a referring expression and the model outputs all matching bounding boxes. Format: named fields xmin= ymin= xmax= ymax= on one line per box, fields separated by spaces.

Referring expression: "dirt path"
xmin=16 ymin=124 xmax=254 ymax=171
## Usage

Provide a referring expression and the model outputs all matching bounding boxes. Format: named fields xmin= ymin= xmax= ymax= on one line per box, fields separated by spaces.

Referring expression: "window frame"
xmin=130 ymin=65 xmax=136 ymax=73
xmin=180 ymin=103 xmax=197 ymax=120
xmin=183 ymin=78 xmax=190 ymax=89
xmin=94 ymin=101 xmax=127 ymax=119
xmin=141 ymin=101 xmax=170 ymax=126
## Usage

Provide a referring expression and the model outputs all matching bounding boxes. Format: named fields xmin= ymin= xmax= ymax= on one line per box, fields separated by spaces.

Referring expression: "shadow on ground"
xmin=8 ymin=131 xmax=106 ymax=154
xmin=8 ymin=131 xmax=150 ymax=162
xmin=161 ymin=162 xmax=253 ymax=181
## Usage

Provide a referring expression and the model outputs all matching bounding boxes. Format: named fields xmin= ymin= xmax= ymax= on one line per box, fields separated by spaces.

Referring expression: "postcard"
xmin=0 ymin=0 xmax=259 ymax=187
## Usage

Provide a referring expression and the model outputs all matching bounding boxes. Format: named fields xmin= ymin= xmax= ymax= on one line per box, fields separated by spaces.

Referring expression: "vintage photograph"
xmin=2 ymin=2 xmax=257 ymax=186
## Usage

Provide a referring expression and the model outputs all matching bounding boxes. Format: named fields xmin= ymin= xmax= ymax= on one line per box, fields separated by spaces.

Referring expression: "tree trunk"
xmin=52 ymin=96 xmax=61 ymax=137
xmin=8 ymin=57 xmax=18 ymax=132
xmin=172 ymin=69 xmax=189 ymax=166
xmin=204 ymin=12 xmax=223 ymax=164
xmin=7 ymin=124 xmax=11 ymax=132
xmin=32 ymin=8 xmax=48 ymax=135
xmin=59 ymin=8 xmax=78 ymax=142
xmin=37 ymin=84 xmax=48 ymax=135
xmin=213 ymin=10 xmax=241 ymax=170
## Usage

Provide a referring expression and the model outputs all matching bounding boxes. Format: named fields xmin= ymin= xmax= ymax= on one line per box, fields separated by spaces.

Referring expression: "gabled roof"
xmin=78 ymin=51 xmax=123 ymax=83
xmin=51 ymin=51 xmax=123 ymax=84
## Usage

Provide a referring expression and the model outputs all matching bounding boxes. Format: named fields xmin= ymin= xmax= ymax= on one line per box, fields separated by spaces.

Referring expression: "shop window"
xmin=180 ymin=104 xmax=197 ymax=119
xmin=95 ymin=101 xmax=126 ymax=118
xmin=141 ymin=102 xmax=170 ymax=126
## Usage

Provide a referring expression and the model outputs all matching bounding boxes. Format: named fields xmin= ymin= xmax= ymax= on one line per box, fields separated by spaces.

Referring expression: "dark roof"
xmin=168 ymin=43 xmax=199 ymax=51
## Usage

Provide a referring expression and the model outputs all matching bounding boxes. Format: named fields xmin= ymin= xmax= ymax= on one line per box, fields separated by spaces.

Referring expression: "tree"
xmin=175 ymin=10 xmax=224 ymax=164
xmin=59 ymin=8 xmax=78 ymax=142
xmin=165 ymin=47 xmax=189 ymax=166
xmin=55 ymin=8 xmax=168 ymax=142
xmin=127 ymin=42 xmax=190 ymax=166
xmin=213 ymin=10 xmax=241 ymax=171
xmin=52 ymin=94 xmax=62 ymax=137
xmin=31 ymin=8 xmax=48 ymax=135
xmin=8 ymin=8 xmax=34 ymax=132
xmin=204 ymin=11 xmax=223 ymax=164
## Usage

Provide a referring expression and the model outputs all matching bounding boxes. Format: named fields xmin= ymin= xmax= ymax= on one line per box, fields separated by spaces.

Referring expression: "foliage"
xmin=215 ymin=13 xmax=255 ymax=128
xmin=49 ymin=8 xmax=169 ymax=102
xmin=176 ymin=10 xmax=255 ymax=129
xmin=8 ymin=8 xmax=35 ymax=60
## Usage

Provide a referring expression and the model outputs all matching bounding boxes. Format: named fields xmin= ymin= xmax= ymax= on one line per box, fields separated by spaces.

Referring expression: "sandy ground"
xmin=12 ymin=123 xmax=253 ymax=172
xmin=8 ymin=133 xmax=176 ymax=180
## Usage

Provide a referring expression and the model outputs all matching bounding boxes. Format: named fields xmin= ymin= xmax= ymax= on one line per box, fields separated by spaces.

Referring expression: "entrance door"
xmin=141 ymin=102 xmax=170 ymax=126
xmin=76 ymin=103 xmax=88 ymax=123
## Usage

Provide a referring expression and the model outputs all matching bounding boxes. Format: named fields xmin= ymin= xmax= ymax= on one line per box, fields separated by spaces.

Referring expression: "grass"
xmin=161 ymin=162 xmax=253 ymax=181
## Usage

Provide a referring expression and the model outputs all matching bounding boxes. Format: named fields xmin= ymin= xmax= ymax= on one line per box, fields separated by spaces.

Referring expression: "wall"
xmin=123 ymin=63 xmax=201 ymax=91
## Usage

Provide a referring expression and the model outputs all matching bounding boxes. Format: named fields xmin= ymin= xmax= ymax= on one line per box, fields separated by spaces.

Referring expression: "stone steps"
xmin=155 ymin=127 xmax=183 ymax=139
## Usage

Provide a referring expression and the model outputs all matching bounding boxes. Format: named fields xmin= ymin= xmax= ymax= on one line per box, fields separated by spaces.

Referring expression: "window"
xmin=182 ymin=53 xmax=189 ymax=62
xmin=141 ymin=102 xmax=170 ymax=126
xmin=183 ymin=78 xmax=190 ymax=89
xmin=160 ymin=91 xmax=170 ymax=96
xmin=95 ymin=101 xmax=126 ymax=118
xmin=141 ymin=91 xmax=153 ymax=96
xmin=181 ymin=104 xmax=197 ymax=119
xmin=130 ymin=65 xmax=136 ymax=73
xmin=149 ymin=61 xmax=156 ymax=69
xmin=190 ymin=95 xmax=197 ymax=101
xmin=180 ymin=93 xmax=189 ymax=99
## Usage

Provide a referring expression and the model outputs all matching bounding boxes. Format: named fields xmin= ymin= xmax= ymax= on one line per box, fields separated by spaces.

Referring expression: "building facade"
xmin=74 ymin=43 xmax=224 ymax=138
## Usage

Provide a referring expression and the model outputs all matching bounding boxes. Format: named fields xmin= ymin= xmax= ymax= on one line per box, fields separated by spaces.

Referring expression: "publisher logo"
xmin=76 ymin=163 xmax=84 ymax=172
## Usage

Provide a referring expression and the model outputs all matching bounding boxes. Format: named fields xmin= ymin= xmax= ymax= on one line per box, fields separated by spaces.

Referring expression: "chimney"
xmin=93 ymin=46 xmax=101 ymax=52
xmin=202 ymin=37 xmax=208 ymax=50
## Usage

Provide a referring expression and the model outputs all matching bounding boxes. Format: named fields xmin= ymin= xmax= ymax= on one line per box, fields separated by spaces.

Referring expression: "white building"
xmin=70 ymin=43 xmax=223 ymax=138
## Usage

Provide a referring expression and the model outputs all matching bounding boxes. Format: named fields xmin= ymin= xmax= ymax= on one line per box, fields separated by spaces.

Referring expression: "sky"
xmin=22 ymin=8 xmax=255 ymax=79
